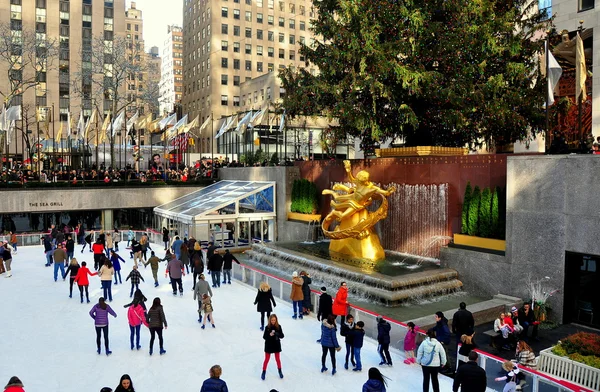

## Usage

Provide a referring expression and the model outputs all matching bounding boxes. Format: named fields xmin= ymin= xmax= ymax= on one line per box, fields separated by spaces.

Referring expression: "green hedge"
xmin=462 ymin=183 xmax=505 ymax=239
xmin=552 ymin=332 xmax=600 ymax=369
xmin=291 ymin=179 xmax=319 ymax=214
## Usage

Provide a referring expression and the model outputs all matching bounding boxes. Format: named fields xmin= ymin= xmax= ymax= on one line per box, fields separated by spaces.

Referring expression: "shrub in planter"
xmin=479 ymin=187 xmax=492 ymax=238
xmin=467 ymin=186 xmax=480 ymax=236
xmin=552 ymin=332 xmax=600 ymax=370
xmin=461 ymin=182 xmax=472 ymax=234
xmin=291 ymin=179 xmax=319 ymax=214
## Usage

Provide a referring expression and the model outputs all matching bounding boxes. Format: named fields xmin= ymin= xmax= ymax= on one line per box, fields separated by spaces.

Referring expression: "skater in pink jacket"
xmin=127 ymin=303 xmax=149 ymax=350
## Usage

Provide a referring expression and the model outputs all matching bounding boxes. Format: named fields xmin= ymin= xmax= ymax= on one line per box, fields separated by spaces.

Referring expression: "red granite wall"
xmin=296 ymin=155 xmax=507 ymax=234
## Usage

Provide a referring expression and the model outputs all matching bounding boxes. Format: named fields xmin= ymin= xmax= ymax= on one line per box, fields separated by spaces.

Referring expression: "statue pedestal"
xmin=328 ymin=209 xmax=385 ymax=262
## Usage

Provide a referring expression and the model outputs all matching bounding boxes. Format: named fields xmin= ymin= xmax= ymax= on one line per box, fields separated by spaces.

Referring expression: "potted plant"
xmin=288 ymin=179 xmax=321 ymax=222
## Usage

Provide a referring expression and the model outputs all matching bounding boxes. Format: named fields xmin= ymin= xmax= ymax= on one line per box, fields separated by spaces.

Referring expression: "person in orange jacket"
xmin=74 ymin=261 xmax=98 ymax=303
xmin=332 ymin=281 xmax=349 ymax=326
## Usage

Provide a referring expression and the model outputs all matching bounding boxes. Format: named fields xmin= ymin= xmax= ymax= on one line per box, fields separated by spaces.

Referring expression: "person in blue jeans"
xmin=351 ymin=321 xmax=365 ymax=371
xmin=43 ymin=235 xmax=54 ymax=267
xmin=171 ymin=236 xmax=183 ymax=261
xmin=99 ymin=258 xmax=115 ymax=302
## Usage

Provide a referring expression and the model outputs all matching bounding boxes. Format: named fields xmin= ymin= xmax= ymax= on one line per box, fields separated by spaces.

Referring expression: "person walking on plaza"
xmin=452 ymin=302 xmax=475 ymax=350
xmin=200 ymin=365 xmax=228 ymax=392
xmin=194 ymin=274 xmax=213 ymax=322
xmin=166 ymin=254 xmax=184 ymax=296
xmin=147 ymin=297 xmax=167 ymax=355
xmin=254 ymin=282 xmax=276 ymax=330
xmin=63 ymin=258 xmax=80 ymax=298
xmin=99 ymin=258 xmax=115 ymax=301
xmin=453 ymin=351 xmax=487 ymax=392
xmin=74 ymin=261 xmax=97 ymax=303
xmin=162 ymin=227 xmax=169 ymax=250
xmin=208 ymin=250 xmax=223 ymax=288
xmin=362 ymin=368 xmax=389 ymax=392
xmin=290 ymin=271 xmax=304 ymax=319
xmin=3 ymin=376 xmax=25 ymax=392
xmin=341 ymin=314 xmax=356 ymax=370
xmin=222 ymin=249 xmax=239 ymax=284
xmin=200 ymin=294 xmax=215 ymax=329
xmin=65 ymin=235 xmax=75 ymax=263
xmin=333 ymin=282 xmax=349 ymax=325
xmin=126 ymin=265 xmax=145 ymax=297
xmin=89 ymin=297 xmax=117 ymax=355
xmin=320 ymin=314 xmax=341 ymax=375
xmin=144 ymin=251 xmax=161 ymax=287
xmin=377 ymin=315 xmax=393 ymax=366
xmin=0 ymin=243 xmax=14 ymax=278
xmin=52 ymin=243 xmax=67 ymax=282
xmin=92 ymin=239 xmax=105 ymax=271
xmin=417 ymin=329 xmax=447 ymax=392
xmin=127 ymin=299 xmax=148 ymax=351
xmin=261 ymin=314 xmax=284 ymax=380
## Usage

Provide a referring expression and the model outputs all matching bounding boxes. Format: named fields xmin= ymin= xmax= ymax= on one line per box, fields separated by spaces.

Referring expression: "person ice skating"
xmin=206 ymin=241 xmax=217 ymax=260
xmin=9 ymin=231 xmax=17 ymax=253
xmin=403 ymin=322 xmax=418 ymax=364
xmin=130 ymin=239 xmax=142 ymax=266
xmin=89 ymin=297 xmax=117 ymax=355
xmin=362 ymin=368 xmax=389 ymax=392
xmin=63 ymin=258 xmax=80 ymax=297
xmin=194 ymin=273 xmax=213 ymax=322
xmin=254 ymin=282 xmax=276 ymax=330
xmin=221 ymin=249 xmax=239 ymax=284
xmin=300 ymin=271 xmax=312 ymax=315
xmin=127 ymin=228 xmax=134 ymax=247
xmin=114 ymin=374 xmax=135 ymax=392
xmin=53 ymin=243 xmax=67 ymax=282
xmin=144 ymin=251 xmax=161 ymax=287
xmin=100 ymin=388 xmax=112 ymax=392
xmin=99 ymin=257 xmax=115 ymax=301
xmin=261 ymin=314 xmax=284 ymax=380
xmin=147 ymin=297 xmax=167 ymax=355
xmin=200 ymin=294 xmax=215 ymax=329
xmin=113 ymin=229 xmax=120 ymax=252
xmin=351 ymin=321 xmax=365 ymax=371
xmin=434 ymin=311 xmax=452 ymax=373
xmin=453 ymin=351 xmax=487 ymax=392
xmin=321 ymin=314 xmax=341 ymax=375
xmin=416 ymin=329 xmax=447 ymax=392
xmin=200 ymin=365 xmax=228 ymax=392
xmin=92 ymin=239 xmax=105 ymax=271
xmin=105 ymin=232 xmax=114 ymax=257
xmin=191 ymin=243 xmax=204 ymax=289
xmin=3 ymin=376 xmax=25 ymax=392
xmin=74 ymin=261 xmax=97 ymax=303
xmin=208 ymin=250 xmax=223 ymax=288
xmin=290 ymin=271 xmax=304 ymax=319
xmin=162 ymin=227 xmax=169 ymax=250
xmin=332 ymin=281 xmax=349 ymax=325
xmin=180 ymin=243 xmax=190 ymax=274
xmin=1 ymin=242 xmax=14 ymax=278
xmin=494 ymin=361 xmax=520 ymax=392
xmin=43 ymin=235 xmax=54 ymax=266
xmin=124 ymin=289 xmax=148 ymax=311
xmin=126 ymin=265 xmax=145 ymax=297
xmin=166 ymin=254 xmax=184 ymax=296
xmin=65 ymin=235 xmax=75 ymax=262
xmin=82 ymin=231 xmax=93 ymax=253
xmin=139 ymin=233 xmax=150 ymax=261
xmin=110 ymin=250 xmax=126 ymax=285
xmin=377 ymin=315 xmax=393 ymax=366
xmin=127 ymin=299 xmax=148 ymax=350
xmin=317 ymin=287 xmax=333 ymax=322
xmin=171 ymin=236 xmax=183 ymax=260
xmin=341 ymin=314 xmax=356 ymax=370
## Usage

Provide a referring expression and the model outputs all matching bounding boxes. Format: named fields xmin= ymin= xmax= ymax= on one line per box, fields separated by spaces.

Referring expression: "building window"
xmin=278 ymin=17 xmax=284 ymax=27
xmin=268 ymin=0 xmax=273 ymax=8
xmin=278 ymin=48 xmax=284 ymax=58
xmin=245 ymin=60 xmax=251 ymax=70
xmin=245 ymin=44 xmax=252 ymax=54
xmin=234 ymin=25 xmax=240 ymax=36
xmin=289 ymin=3 xmax=295 ymax=13
xmin=221 ymin=24 xmax=228 ymax=34
xmin=299 ymin=5 xmax=305 ymax=15
xmin=234 ymin=59 xmax=240 ymax=69
xmin=257 ymin=62 xmax=263 ymax=72
xmin=580 ymin=0 xmax=594 ymax=11
xmin=233 ymin=42 xmax=240 ymax=52
xmin=268 ymin=15 xmax=274 ymax=25
xmin=245 ymin=28 xmax=252 ymax=38
xmin=222 ymin=40 xmax=228 ymax=51
xmin=279 ymin=1 xmax=284 ymax=11
xmin=257 ymin=45 xmax=263 ymax=55
xmin=289 ymin=50 xmax=295 ymax=60
xmin=234 ymin=75 xmax=240 ymax=86
xmin=245 ymin=11 xmax=252 ymax=21
xmin=257 ymin=29 xmax=263 ymax=39
xmin=221 ymin=95 xmax=228 ymax=106
xmin=221 ymin=57 xmax=228 ymax=68
xmin=268 ymin=47 xmax=274 ymax=57
xmin=299 ymin=21 xmax=305 ymax=31
xmin=246 ymin=0 xmax=252 ymax=4
xmin=233 ymin=9 xmax=240 ymax=19
xmin=289 ymin=34 xmax=295 ymax=44
xmin=268 ymin=31 xmax=274 ymax=41
xmin=233 ymin=96 xmax=240 ymax=106
xmin=268 ymin=63 xmax=274 ymax=72
xmin=257 ymin=13 xmax=263 ymax=23
xmin=221 ymin=7 xmax=228 ymax=17
xmin=127 ymin=23 xmax=131 ymax=30
xmin=221 ymin=74 xmax=228 ymax=85
xmin=289 ymin=19 xmax=295 ymax=29
xmin=257 ymin=0 xmax=263 ymax=6
xmin=279 ymin=33 xmax=284 ymax=43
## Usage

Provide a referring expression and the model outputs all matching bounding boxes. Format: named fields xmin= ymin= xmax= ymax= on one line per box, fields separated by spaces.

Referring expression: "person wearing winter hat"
xmin=3 ymin=376 xmax=25 ymax=392
xmin=416 ymin=329 xmax=446 ymax=392
xmin=377 ymin=315 xmax=393 ymax=366
xmin=290 ymin=271 xmax=304 ymax=319
xmin=510 ymin=307 xmax=524 ymax=334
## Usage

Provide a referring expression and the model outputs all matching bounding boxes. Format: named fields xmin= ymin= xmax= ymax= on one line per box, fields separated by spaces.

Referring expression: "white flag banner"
xmin=198 ymin=115 xmax=211 ymax=133
xmin=0 ymin=106 xmax=7 ymax=132
xmin=111 ymin=110 xmax=125 ymax=137
xmin=235 ymin=111 xmax=254 ymax=135
xmin=277 ymin=110 xmax=286 ymax=133
xmin=547 ymin=42 xmax=562 ymax=106
xmin=159 ymin=113 xmax=177 ymax=130
xmin=249 ymin=108 xmax=267 ymax=129
xmin=6 ymin=105 xmax=21 ymax=123
xmin=576 ymin=32 xmax=587 ymax=101
xmin=77 ymin=112 xmax=85 ymax=141
xmin=126 ymin=111 xmax=139 ymax=134
xmin=215 ymin=116 xmax=234 ymax=139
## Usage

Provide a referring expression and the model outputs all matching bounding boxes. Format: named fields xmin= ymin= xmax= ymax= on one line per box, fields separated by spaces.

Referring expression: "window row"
xmin=221 ymin=0 xmax=309 ymax=16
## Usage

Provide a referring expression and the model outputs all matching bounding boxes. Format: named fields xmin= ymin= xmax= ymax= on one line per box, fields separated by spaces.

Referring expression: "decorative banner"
xmin=76 ymin=112 xmax=85 ymax=141
xmin=126 ymin=111 xmax=139 ymax=134
xmin=575 ymin=32 xmax=587 ymax=101
xmin=99 ymin=112 xmax=111 ymax=144
xmin=111 ymin=110 xmax=125 ymax=137
xmin=84 ymin=109 xmax=97 ymax=140
xmin=158 ymin=113 xmax=177 ymax=130
xmin=55 ymin=120 xmax=63 ymax=143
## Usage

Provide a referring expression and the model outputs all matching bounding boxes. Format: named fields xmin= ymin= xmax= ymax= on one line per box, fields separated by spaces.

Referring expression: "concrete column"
xmin=268 ymin=219 xmax=275 ymax=242
xmin=101 ymin=210 xmax=113 ymax=231
xmin=593 ymin=28 xmax=600 ymax=139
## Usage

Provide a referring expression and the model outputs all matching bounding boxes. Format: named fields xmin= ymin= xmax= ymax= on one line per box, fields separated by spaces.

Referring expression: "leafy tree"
xmin=281 ymin=0 xmax=548 ymax=149
xmin=468 ymin=186 xmax=481 ymax=236
xmin=461 ymin=182 xmax=472 ymax=234
xmin=479 ymin=188 xmax=492 ymax=238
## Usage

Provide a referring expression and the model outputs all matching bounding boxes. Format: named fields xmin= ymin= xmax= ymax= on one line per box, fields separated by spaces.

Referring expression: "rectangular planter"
xmin=375 ymin=146 xmax=469 ymax=157
xmin=453 ymin=233 xmax=506 ymax=252
xmin=538 ymin=347 xmax=600 ymax=391
xmin=287 ymin=212 xmax=321 ymax=223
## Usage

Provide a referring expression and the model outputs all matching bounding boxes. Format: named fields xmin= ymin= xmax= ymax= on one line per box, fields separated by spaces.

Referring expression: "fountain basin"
xmin=245 ymin=242 xmax=463 ymax=306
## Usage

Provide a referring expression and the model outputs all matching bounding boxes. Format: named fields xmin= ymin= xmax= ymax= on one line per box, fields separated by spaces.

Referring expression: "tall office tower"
xmin=158 ymin=25 xmax=183 ymax=116
xmin=0 ymin=0 xmax=126 ymax=165
xmin=182 ymin=0 xmax=315 ymax=153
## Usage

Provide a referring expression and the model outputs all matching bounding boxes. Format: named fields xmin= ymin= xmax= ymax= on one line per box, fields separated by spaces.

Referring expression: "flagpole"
xmin=21 ymin=102 xmax=25 ymax=168
xmin=211 ymin=113 xmax=214 ymax=175
xmin=36 ymin=107 xmax=41 ymax=175
xmin=51 ymin=104 xmax=55 ymax=169
xmin=545 ymin=38 xmax=550 ymax=150
xmin=577 ymin=25 xmax=583 ymax=141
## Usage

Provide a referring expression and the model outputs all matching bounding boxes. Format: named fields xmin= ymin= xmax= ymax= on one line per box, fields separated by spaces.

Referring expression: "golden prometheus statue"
xmin=322 ymin=160 xmax=396 ymax=262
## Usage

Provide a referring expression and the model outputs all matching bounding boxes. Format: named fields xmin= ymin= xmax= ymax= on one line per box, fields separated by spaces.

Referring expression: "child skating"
xmin=403 ymin=321 xmax=417 ymax=364
xmin=125 ymin=265 xmax=144 ymax=297
xmin=201 ymin=294 xmax=215 ymax=329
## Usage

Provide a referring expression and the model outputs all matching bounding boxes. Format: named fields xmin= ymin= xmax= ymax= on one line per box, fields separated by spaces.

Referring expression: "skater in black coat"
xmin=261 ymin=314 xmax=284 ymax=380
xmin=317 ymin=287 xmax=333 ymax=321
xmin=254 ymin=282 xmax=277 ymax=330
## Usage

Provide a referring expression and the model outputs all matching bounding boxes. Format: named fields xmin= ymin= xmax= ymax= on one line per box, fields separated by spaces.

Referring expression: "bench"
xmin=483 ymin=329 xmax=500 ymax=347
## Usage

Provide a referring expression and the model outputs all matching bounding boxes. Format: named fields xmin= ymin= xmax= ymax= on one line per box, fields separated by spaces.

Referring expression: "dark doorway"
xmin=564 ymin=251 xmax=599 ymax=328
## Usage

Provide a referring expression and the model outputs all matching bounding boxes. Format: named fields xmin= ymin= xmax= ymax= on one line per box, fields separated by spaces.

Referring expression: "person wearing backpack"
xmin=416 ymin=329 xmax=447 ymax=392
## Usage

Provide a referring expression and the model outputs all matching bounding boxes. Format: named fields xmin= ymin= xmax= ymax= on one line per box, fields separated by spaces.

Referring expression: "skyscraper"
xmin=159 ymin=25 xmax=184 ymax=116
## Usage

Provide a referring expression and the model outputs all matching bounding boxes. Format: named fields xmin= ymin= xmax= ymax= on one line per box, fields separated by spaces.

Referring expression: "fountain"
xmin=243 ymin=160 xmax=463 ymax=306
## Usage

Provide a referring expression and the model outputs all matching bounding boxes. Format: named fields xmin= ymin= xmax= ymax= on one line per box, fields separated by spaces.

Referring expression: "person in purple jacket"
xmin=90 ymin=297 xmax=117 ymax=355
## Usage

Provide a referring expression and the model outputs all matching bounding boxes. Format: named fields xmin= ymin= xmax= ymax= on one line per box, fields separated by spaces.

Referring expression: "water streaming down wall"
xmin=331 ymin=182 xmax=450 ymax=259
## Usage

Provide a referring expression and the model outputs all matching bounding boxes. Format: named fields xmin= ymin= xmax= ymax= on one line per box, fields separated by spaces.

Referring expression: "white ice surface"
xmin=0 ymin=244 xmax=455 ymax=392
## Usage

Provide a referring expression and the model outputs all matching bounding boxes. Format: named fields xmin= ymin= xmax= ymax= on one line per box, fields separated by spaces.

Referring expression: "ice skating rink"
xmin=0 ymin=244 xmax=455 ymax=391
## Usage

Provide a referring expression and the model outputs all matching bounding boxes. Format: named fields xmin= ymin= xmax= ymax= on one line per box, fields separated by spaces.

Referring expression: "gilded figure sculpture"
xmin=322 ymin=160 xmax=395 ymax=262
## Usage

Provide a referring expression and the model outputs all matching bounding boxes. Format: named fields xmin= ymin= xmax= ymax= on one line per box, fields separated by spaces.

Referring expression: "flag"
xmin=111 ymin=110 xmax=125 ymax=137
xmin=277 ymin=110 xmax=286 ymax=133
xmin=546 ymin=42 xmax=562 ymax=106
xmin=182 ymin=115 xmax=200 ymax=135
xmin=5 ymin=106 xmax=21 ymax=143
xmin=99 ymin=113 xmax=111 ymax=144
xmin=67 ymin=112 xmax=72 ymax=139
xmin=126 ymin=111 xmax=139 ymax=134
xmin=249 ymin=108 xmax=266 ymax=129
xmin=215 ymin=117 xmax=230 ymax=139
xmin=76 ymin=112 xmax=85 ymax=141
xmin=199 ymin=115 xmax=211 ymax=132
xmin=235 ymin=111 xmax=254 ymax=135
xmin=55 ymin=120 xmax=63 ymax=143
xmin=84 ymin=109 xmax=97 ymax=140
xmin=148 ymin=116 xmax=163 ymax=133
xmin=576 ymin=32 xmax=587 ymax=101
xmin=164 ymin=115 xmax=188 ymax=140
xmin=173 ymin=133 xmax=192 ymax=151
xmin=0 ymin=106 xmax=6 ymax=132
xmin=136 ymin=113 xmax=152 ymax=129
xmin=159 ymin=113 xmax=177 ymax=130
